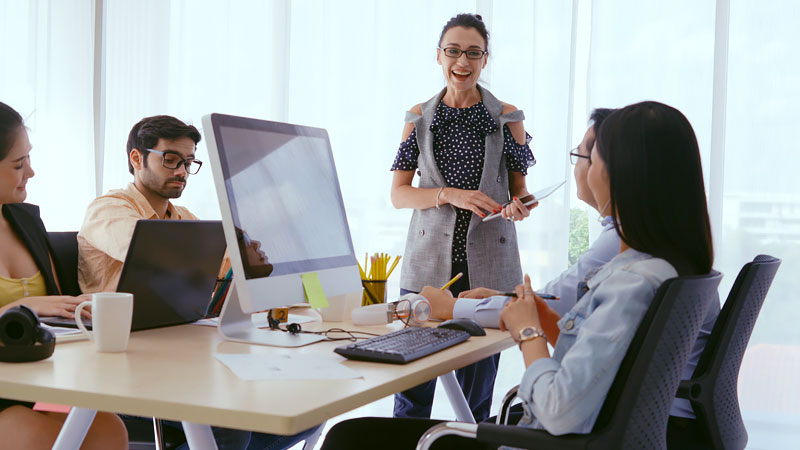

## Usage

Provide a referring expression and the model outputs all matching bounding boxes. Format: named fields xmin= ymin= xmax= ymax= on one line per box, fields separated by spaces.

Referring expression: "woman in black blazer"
xmin=0 ymin=101 xmax=127 ymax=449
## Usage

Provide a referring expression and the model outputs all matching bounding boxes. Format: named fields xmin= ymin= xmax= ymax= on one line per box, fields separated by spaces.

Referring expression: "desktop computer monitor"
xmin=203 ymin=113 xmax=362 ymax=347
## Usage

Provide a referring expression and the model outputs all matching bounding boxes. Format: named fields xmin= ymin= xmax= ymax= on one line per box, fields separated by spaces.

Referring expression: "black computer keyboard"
xmin=334 ymin=326 xmax=471 ymax=364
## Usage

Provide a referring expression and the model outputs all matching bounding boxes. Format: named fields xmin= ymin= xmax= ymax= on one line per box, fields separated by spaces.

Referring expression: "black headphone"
xmin=267 ymin=313 xmax=303 ymax=334
xmin=0 ymin=305 xmax=55 ymax=363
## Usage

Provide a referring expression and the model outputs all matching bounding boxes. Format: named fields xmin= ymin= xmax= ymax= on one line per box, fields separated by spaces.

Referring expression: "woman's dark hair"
xmin=126 ymin=115 xmax=201 ymax=175
xmin=0 ymin=102 xmax=24 ymax=161
xmin=595 ymin=101 xmax=713 ymax=276
xmin=439 ymin=13 xmax=490 ymax=50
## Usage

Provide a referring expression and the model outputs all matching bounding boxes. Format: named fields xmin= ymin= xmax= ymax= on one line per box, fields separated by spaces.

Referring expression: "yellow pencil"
xmin=357 ymin=260 xmax=366 ymax=279
xmin=386 ymin=255 xmax=401 ymax=278
xmin=441 ymin=272 xmax=463 ymax=290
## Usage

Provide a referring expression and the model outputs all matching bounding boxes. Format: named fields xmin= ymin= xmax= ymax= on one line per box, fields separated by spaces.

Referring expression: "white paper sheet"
xmin=213 ymin=353 xmax=361 ymax=381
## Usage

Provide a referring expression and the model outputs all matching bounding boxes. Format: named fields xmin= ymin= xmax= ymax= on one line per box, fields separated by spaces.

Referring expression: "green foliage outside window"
xmin=569 ymin=208 xmax=589 ymax=266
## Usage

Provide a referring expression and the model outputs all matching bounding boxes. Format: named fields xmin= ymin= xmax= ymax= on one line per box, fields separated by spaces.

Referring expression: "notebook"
xmin=42 ymin=220 xmax=226 ymax=332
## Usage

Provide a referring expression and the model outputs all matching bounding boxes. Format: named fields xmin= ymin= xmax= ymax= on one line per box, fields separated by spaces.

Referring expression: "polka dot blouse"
xmin=391 ymin=101 xmax=536 ymax=263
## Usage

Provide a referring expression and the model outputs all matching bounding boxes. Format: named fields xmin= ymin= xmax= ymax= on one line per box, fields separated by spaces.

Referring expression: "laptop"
xmin=43 ymin=220 xmax=226 ymax=331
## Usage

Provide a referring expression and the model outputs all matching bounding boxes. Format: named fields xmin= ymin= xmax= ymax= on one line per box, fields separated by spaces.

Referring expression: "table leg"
xmin=181 ymin=421 xmax=219 ymax=450
xmin=439 ymin=371 xmax=476 ymax=423
xmin=52 ymin=407 xmax=97 ymax=450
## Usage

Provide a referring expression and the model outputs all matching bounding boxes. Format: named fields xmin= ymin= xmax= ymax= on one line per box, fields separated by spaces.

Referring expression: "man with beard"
xmin=78 ymin=115 xmax=202 ymax=294
xmin=77 ymin=115 xmax=321 ymax=449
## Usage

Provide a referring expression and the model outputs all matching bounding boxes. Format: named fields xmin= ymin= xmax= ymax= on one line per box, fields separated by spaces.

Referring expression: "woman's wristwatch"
xmin=516 ymin=326 xmax=546 ymax=349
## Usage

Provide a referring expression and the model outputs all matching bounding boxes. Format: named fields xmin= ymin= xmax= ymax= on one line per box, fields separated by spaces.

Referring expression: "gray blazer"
xmin=399 ymin=85 xmax=524 ymax=293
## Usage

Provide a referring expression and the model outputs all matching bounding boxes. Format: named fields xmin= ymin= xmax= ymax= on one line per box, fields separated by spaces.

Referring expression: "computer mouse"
xmin=437 ymin=318 xmax=486 ymax=336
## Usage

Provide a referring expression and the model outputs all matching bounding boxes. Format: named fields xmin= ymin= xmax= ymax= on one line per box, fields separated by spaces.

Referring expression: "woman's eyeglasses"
xmin=569 ymin=148 xmax=591 ymax=165
xmin=437 ymin=47 xmax=488 ymax=60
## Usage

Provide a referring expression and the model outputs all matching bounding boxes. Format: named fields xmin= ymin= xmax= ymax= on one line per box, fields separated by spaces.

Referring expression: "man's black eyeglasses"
xmin=569 ymin=148 xmax=591 ymax=165
xmin=147 ymin=149 xmax=203 ymax=174
xmin=437 ymin=47 xmax=488 ymax=60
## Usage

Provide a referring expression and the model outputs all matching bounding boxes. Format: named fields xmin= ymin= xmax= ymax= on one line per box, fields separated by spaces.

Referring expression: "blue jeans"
xmin=394 ymin=262 xmax=501 ymax=422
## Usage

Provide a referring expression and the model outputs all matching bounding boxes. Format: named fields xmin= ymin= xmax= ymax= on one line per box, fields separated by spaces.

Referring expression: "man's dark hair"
xmin=595 ymin=101 xmax=713 ymax=276
xmin=0 ymin=102 xmax=24 ymax=161
xmin=126 ymin=115 xmax=201 ymax=175
xmin=590 ymin=108 xmax=616 ymax=133
xmin=439 ymin=13 xmax=490 ymax=50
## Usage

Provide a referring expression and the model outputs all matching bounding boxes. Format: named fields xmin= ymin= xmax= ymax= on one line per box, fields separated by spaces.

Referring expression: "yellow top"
xmin=0 ymin=271 xmax=47 ymax=307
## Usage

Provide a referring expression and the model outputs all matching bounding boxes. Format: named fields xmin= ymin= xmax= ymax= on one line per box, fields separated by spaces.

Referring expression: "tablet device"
xmin=482 ymin=180 xmax=566 ymax=222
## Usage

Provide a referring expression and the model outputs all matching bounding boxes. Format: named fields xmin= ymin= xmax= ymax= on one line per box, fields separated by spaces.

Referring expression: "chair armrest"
xmin=676 ymin=379 xmax=694 ymax=400
xmin=476 ymin=423 xmax=588 ymax=450
xmin=416 ymin=422 xmax=478 ymax=450
xmin=497 ymin=384 xmax=520 ymax=425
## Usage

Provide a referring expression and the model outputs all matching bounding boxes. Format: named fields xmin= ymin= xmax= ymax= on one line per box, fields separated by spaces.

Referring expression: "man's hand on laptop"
xmin=11 ymin=295 xmax=92 ymax=319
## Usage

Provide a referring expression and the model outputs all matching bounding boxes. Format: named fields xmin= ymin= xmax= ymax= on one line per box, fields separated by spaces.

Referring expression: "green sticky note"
xmin=301 ymin=272 xmax=329 ymax=309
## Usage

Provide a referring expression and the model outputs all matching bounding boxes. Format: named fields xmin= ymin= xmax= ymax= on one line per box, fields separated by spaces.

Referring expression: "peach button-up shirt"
xmin=78 ymin=183 xmax=197 ymax=294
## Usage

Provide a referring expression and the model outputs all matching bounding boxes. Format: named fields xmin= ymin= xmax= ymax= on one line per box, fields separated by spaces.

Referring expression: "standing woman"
xmin=321 ymin=101 xmax=714 ymax=450
xmin=390 ymin=13 xmax=536 ymax=421
xmin=0 ymin=101 xmax=128 ymax=449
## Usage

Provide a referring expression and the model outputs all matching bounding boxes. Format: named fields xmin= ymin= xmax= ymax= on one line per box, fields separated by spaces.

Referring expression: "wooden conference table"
xmin=0 ymin=319 xmax=514 ymax=449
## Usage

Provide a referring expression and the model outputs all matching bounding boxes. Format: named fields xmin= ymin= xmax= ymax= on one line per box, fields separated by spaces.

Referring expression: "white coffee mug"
xmin=75 ymin=292 xmax=134 ymax=352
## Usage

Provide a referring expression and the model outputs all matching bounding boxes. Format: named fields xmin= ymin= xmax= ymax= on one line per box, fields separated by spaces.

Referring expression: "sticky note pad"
xmin=301 ymin=272 xmax=329 ymax=309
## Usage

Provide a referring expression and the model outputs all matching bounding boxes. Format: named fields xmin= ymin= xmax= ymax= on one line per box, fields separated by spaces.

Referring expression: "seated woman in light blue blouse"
xmin=319 ymin=101 xmax=714 ymax=450
xmin=427 ymin=107 xmax=720 ymax=425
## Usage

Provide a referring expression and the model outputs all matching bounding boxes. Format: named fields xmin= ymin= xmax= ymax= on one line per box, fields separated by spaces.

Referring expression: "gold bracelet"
xmin=435 ymin=187 xmax=445 ymax=209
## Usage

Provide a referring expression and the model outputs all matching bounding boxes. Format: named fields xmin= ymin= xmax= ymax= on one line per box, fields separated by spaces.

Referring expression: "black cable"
xmin=267 ymin=319 xmax=381 ymax=342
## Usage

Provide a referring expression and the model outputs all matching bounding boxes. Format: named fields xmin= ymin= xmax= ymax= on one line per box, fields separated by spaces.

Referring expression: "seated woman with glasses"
xmin=320 ymin=101 xmax=714 ymax=450
xmin=0 ymin=101 xmax=128 ymax=449
xmin=390 ymin=11 xmax=537 ymax=424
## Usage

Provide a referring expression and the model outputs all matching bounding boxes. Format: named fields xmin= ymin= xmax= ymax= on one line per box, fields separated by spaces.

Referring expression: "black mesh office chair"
xmin=47 ymin=231 xmax=82 ymax=296
xmin=673 ymin=255 xmax=781 ymax=450
xmin=417 ymin=271 xmax=722 ymax=450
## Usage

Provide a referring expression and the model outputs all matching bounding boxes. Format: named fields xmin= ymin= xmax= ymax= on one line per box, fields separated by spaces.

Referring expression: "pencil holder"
xmin=361 ymin=280 xmax=387 ymax=306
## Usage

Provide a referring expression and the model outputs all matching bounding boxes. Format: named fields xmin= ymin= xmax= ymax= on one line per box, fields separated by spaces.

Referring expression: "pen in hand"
xmin=500 ymin=292 xmax=560 ymax=300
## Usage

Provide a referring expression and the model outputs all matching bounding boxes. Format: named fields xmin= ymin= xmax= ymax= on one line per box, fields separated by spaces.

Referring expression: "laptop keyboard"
xmin=40 ymin=316 xmax=91 ymax=330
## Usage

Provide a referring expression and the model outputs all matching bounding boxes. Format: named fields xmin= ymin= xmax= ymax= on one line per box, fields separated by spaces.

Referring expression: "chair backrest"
xmin=685 ymin=255 xmax=780 ymax=450
xmin=591 ymin=271 xmax=722 ymax=450
xmin=47 ymin=231 xmax=81 ymax=296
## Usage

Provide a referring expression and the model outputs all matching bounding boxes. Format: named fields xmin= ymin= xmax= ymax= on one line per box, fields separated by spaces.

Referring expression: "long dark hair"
xmin=595 ymin=101 xmax=713 ymax=275
xmin=0 ymin=102 xmax=24 ymax=161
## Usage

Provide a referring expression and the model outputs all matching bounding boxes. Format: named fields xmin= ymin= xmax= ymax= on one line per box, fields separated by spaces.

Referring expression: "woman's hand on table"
xmin=457 ymin=287 xmax=499 ymax=299
xmin=11 ymin=294 xmax=92 ymax=319
xmin=420 ymin=286 xmax=456 ymax=321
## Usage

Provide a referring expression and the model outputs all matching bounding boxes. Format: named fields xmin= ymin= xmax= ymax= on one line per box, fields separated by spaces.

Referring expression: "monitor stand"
xmin=217 ymin=283 xmax=325 ymax=347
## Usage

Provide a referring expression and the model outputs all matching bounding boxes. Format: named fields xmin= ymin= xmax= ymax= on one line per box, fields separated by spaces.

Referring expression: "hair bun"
xmin=475 ymin=14 xmax=483 ymax=21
